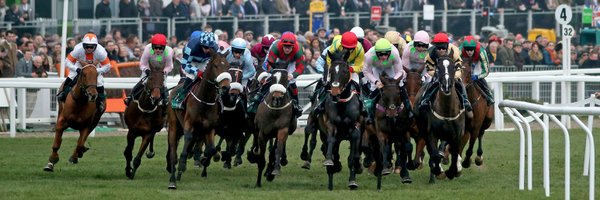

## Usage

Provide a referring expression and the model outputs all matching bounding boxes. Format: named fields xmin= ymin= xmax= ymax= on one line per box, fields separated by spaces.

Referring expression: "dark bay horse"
xmin=366 ymin=74 xmax=413 ymax=190
xmin=460 ymin=58 xmax=494 ymax=168
xmin=44 ymin=64 xmax=103 ymax=172
xmin=247 ymin=61 xmax=296 ymax=188
xmin=123 ymin=60 xmax=166 ymax=179
xmin=166 ymin=50 xmax=230 ymax=189
xmin=417 ymin=56 xmax=465 ymax=183
xmin=215 ymin=61 xmax=249 ymax=169
xmin=316 ymin=52 xmax=362 ymax=190
xmin=404 ymin=66 xmax=427 ymax=170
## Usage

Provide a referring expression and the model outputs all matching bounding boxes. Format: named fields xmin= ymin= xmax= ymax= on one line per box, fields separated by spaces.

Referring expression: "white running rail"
xmin=499 ymin=96 xmax=600 ymax=200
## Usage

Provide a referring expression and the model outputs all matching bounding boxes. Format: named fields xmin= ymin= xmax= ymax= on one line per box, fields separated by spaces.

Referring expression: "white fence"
xmin=499 ymin=97 xmax=599 ymax=200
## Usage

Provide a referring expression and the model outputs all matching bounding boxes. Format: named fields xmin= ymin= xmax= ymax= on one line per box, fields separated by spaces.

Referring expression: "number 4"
xmin=560 ymin=8 xmax=567 ymax=21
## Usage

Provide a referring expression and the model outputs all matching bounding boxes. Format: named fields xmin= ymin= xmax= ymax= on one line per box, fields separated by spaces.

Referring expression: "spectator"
xmin=316 ymin=28 xmax=328 ymax=47
xmin=486 ymin=40 xmax=499 ymax=67
xmin=570 ymin=51 xmax=578 ymax=66
xmin=149 ymin=0 xmax=163 ymax=16
xmin=262 ymin=0 xmax=277 ymax=14
xmin=581 ymin=50 xmax=600 ymax=69
xmin=234 ymin=29 xmax=244 ymax=39
xmin=5 ymin=4 xmax=23 ymax=26
xmin=513 ymin=41 xmax=524 ymax=70
xmin=15 ymin=50 xmax=33 ymax=77
xmin=244 ymin=0 xmax=260 ymax=17
xmin=164 ymin=0 xmax=191 ymax=40
xmin=31 ymin=55 xmax=47 ymax=78
xmin=119 ymin=0 xmax=138 ymax=18
xmin=0 ymin=0 xmax=8 ymax=21
xmin=528 ymin=43 xmax=544 ymax=65
xmin=303 ymin=48 xmax=317 ymax=74
xmin=38 ymin=50 xmax=52 ymax=72
xmin=497 ymin=36 xmax=515 ymax=66
xmin=132 ymin=46 xmax=142 ymax=61
xmin=244 ymin=31 xmax=256 ymax=46
xmin=293 ymin=0 xmax=309 ymax=16
xmin=18 ymin=0 xmax=32 ymax=21
xmin=229 ymin=0 xmax=245 ymax=18
xmin=328 ymin=0 xmax=345 ymax=16
xmin=191 ymin=0 xmax=211 ymax=18
xmin=95 ymin=0 xmax=112 ymax=18
xmin=309 ymin=38 xmax=322 ymax=55
xmin=105 ymin=40 xmax=119 ymax=61
xmin=125 ymin=34 xmax=139 ymax=59
xmin=577 ymin=52 xmax=588 ymax=66
xmin=275 ymin=0 xmax=291 ymax=15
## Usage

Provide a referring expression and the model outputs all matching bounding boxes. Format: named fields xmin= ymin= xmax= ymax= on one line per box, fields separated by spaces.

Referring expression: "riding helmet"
xmin=374 ymin=38 xmax=392 ymax=52
xmin=341 ymin=32 xmax=358 ymax=49
xmin=151 ymin=34 xmax=167 ymax=46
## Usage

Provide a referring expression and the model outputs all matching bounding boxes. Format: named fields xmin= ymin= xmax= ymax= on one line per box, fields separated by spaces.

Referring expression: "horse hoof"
xmin=233 ymin=157 xmax=243 ymax=167
xmin=382 ymin=168 xmax=392 ymax=176
xmin=355 ymin=165 xmax=363 ymax=174
xmin=68 ymin=157 xmax=78 ymax=164
xmin=213 ymin=152 xmax=221 ymax=162
xmin=436 ymin=172 xmax=447 ymax=180
xmin=194 ymin=160 xmax=201 ymax=168
xmin=223 ymin=162 xmax=231 ymax=169
xmin=348 ymin=181 xmax=359 ymax=190
xmin=271 ymin=169 xmax=280 ymax=176
xmin=462 ymin=159 xmax=472 ymax=169
xmin=475 ymin=156 xmax=484 ymax=166
xmin=300 ymin=151 xmax=309 ymax=161
xmin=280 ymin=158 xmax=288 ymax=166
xmin=441 ymin=158 xmax=449 ymax=165
xmin=401 ymin=176 xmax=413 ymax=184
xmin=146 ymin=151 xmax=155 ymax=159
xmin=43 ymin=163 xmax=54 ymax=172
xmin=394 ymin=167 xmax=401 ymax=174
xmin=323 ymin=160 xmax=334 ymax=166
xmin=168 ymin=182 xmax=177 ymax=190
xmin=456 ymin=170 xmax=462 ymax=178
xmin=266 ymin=174 xmax=275 ymax=182
xmin=301 ymin=161 xmax=311 ymax=170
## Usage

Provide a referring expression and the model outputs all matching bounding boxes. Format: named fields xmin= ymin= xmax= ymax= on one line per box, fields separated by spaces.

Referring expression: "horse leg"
xmin=300 ymin=115 xmax=313 ymax=162
xmin=439 ymin=140 xmax=449 ymax=165
xmin=176 ymin=129 xmax=195 ymax=181
xmin=201 ymin=129 xmax=217 ymax=177
xmin=192 ymin=140 xmax=203 ymax=167
xmin=213 ymin=136 xmax=224 ymax=162
xmin=44 ymin=122 xmax=66 ymax=172
xmin=347 ymin=127 xmax=360 ymax=190
xmin=378 ymin=134 xmax=392 ymax=176
xmin=234 ymin=131 xmax=251 ymax=167
xmin=399 ymin=136 xmax=413 ymax=183
xmin=462 ymin=129 xmax=476 ymax=168
xmin=272 ymin=128 xmax=288 ymax=176
xmin=255 ymin=136 xmax=266 ymax=188
xmin=131 ymin=134 xmax=153 ymax=179
xmin=123 ymin=131 xmax=136 ymax=179
xmin=393 ymin=142 xmax=402 ymax=174
xmin=414 ymin=136 xmax=426 ymax=170
xmin=475 ymin=133 xmax=485 ymax=166
xmin=69 ymin=128 xmax=92 ymax=164
xmin=145 ymin=134 xmax=155 ymax=159
xmin=222 ymin=136 xmax=234 ymax=169
xmin=426 ymin=135 xmax=442 ymax=183
xmin=446 ymin=141 xmax=461 ymax=180
xmin=323 ymin=125 xmax=336 ymax=166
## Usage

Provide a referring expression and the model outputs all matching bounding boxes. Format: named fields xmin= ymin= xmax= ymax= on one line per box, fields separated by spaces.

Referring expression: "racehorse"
xmin=417 ymin=56 xmax=465 ymax=183
xmin=44 ymin=63 xmax=103 ymax=172
xmin=123 ymin=60 xmax=166 ymax=179
xmin=166 ymin=49 xmax=231 ymax=189
xmin=460 ymin=58 xmax=494 ymax=168
xmin=247 ymin=61 xmax=296 ymax=187
xmin=403 ymin=66 xmax=427 ymax=170
xmin=366 ymin=73 xmax=413 ymax=190
xmin=215 ymin=61 xmax=249 ymax=169
xmin=316 ymin=51 xmax=362 ymax=190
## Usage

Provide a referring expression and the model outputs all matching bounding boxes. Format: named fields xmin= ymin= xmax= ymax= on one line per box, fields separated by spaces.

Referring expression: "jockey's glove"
xmin=472 ymin=75 xmax=479 ymax=81
xmin=145 ymin=69 xmax=151 ymax=76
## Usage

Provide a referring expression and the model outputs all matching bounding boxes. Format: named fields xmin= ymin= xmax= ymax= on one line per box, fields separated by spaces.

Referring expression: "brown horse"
xmin=44 ymin=64 xmax=103 ymax=172
xmin=166 ymin=49 xmax=230 ymax=189
xmin=0 ymin=39 xmax=17 ymax=77
xmin=460 ymin=58 xmax=494 ymax=168
xmin=403 ymin=66 xmax=427 ymax=170
xmin=366 ymin=73 xmax=413 ymax=190
xmin=123 ymin=60 xmax=166 ymax=179
xmin=417 ymin=56 xmax=465 ymax=183
xmin=247 ymin=61 xmax=296 ymax=188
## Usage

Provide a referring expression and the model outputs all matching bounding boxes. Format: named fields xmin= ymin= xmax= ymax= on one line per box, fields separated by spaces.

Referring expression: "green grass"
xmin=0 ymin=128 xmax=598 ymax=200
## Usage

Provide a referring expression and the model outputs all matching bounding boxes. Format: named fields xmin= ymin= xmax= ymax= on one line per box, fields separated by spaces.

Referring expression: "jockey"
xmin=56 ymin=32 xmax=111 ymax=111
xmin=460 ymin=35 xmax=494 ymax=105
xmin=362 ymin=38 xmax=409 ymax=123
xmin=402 ymin=30 xmax=431 ymax=82
xmin=350 ymin=26 xmax=372 ymax=53
xmin=419 ymin=32 xmax=473 ymax=118
xmin=311 ymin=31 xmax=365 ymax=113
xmin=124 ymin=33 xmax=173 ymax=107
xmin=226 ymin=38 xmax=256 ymax=86
xmin=250 ymin=34 xmax=276 ymax=66
xmin=384 ymin=31 xmax=407 ymax=57
xmin=172 ymin=31 xmax=219 ymax=109
xmin=248 ymin=32 xmax=304 ymax=118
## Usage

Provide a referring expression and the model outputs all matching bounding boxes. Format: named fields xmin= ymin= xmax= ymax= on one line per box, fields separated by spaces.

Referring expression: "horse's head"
xmin=461 ymin=57 xmax=473 ymax=85
xmin=435 ymin=56 xmax=456 ymax=96
xmin=77 ymin=65 xmax=99 ymax=102
xmin=378 ymin=73 xmax=403 ymax=117
xmin=146 ymin=60 xmax=165 ymax=105
xmin=327 ymin=51 xmax=351 ymax=97
xmin=404 ymin=65 xmax=425 ymax=97
xmin=221 ymin=61 xmax=244 ymax=106
xmin=268 ymin=61 xmax=289 ymax=106
xmin=206 ymin=49 xmax=231 ymax=89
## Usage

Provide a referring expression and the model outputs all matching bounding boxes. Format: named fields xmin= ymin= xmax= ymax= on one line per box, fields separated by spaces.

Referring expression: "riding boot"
xmin=161 ymin=88 xmax=168 ymax=117
xmin=364 ymin=90 xmax=379 ymax=124
xmin=248 ymin=86 xmax=267 ymax=114
xmin=96 ymin=86 xmax=106 ymax=113
xmin=124 ymin=81 xmax=144 ymax=106
xmin=400 ymin=86 xmax=413 ymax=118
xmin=418 ymin=82 xmax=437 ymax=113
xmin=456 ymin=81 xmax=473 ymax=118
xmin=56 ymin=77 xmax=74 ymax=102
xmin=477 ymin=79 xmax=495 ymax=105
xmin=289 ymin=84 xmax=303 ymax=118
xmin=172 ymin=77 xmax=193 ymax=110
xmin=311 ymin=81 xmax=327 ymax=115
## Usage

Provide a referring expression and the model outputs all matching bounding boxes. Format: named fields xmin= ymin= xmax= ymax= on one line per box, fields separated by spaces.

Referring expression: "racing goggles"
xmin=83 ymin=44 xmax=97 ymax=50
xmin=232 ymin=47 xmax=245 ymax=54
xmin=414 ymin=42 xmax=428 ymax=48
xmin=376 ymin=51 xmax=391 ymax=57
xmin=152 ymin=44 xmax=165 ymax=50
xmin=464 ymin=47 xmax=475 ymax=51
